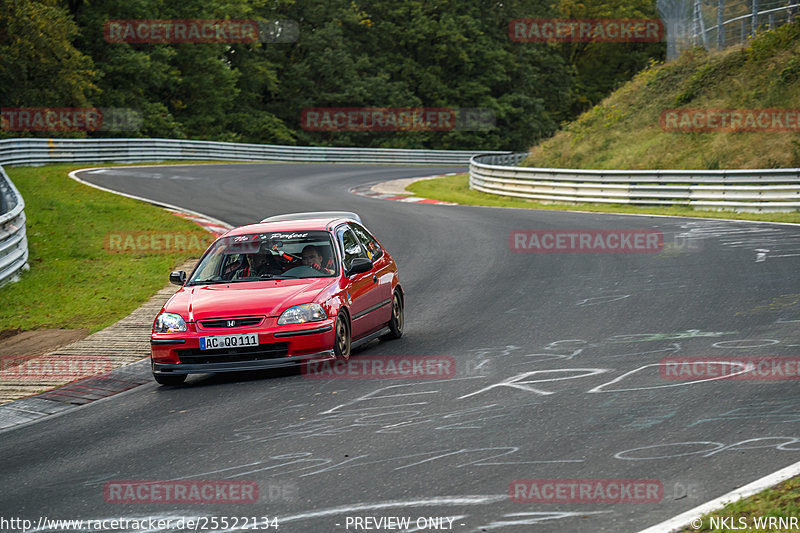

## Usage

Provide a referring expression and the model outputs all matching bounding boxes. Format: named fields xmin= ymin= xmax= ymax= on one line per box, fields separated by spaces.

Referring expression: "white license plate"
xmin=199 ymin=333 xmax=259 ymax=350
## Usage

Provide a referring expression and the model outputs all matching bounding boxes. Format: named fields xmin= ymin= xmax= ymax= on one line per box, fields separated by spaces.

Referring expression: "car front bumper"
xmin=150 ymin=319 xmax=336 ymax=375
xmin=152 ymin=349 xmax=335 ymax=375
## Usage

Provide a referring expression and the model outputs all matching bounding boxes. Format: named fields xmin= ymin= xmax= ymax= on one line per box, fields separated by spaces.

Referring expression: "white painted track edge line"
xmin=67 ymin=166 xmax=234 ymax=231
xmin=637 ymin=459 xmax=800 ymax=533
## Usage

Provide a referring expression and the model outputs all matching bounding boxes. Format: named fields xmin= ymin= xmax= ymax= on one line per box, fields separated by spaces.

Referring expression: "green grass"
xmin=678 ymin=475 xmax=800 ymax=532
xmin=0 ymin=164 xmax=215 ymax=333
xmin=407 ymin=174 xmax=800 ymax=224
xmin=526 ymin=22 xmax=800 ymax=170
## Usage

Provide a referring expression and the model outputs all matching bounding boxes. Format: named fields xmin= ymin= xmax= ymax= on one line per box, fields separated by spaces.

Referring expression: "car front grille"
xmin=177 ymin=343 xmax=289 ymax=364
xmin=198 ymin=317 xmax=264 ymax=329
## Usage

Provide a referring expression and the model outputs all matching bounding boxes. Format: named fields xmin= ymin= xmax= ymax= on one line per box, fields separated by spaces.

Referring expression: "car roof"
xmin=223 ymin=212 xmax=362 ymax=237
xmin=261 ymin=212 xmax=362 ymax=224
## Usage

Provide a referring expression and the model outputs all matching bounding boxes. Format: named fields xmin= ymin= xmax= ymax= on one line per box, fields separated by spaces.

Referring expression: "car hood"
xmin=165 ymin=278 xmax=336 ymax=321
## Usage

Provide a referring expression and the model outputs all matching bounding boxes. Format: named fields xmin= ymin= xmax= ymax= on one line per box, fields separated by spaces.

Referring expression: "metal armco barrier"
xmin=0 ymin=137 xmax=508 ymax=288
xmin=470 ymin=154 xmax=800 ymax=212
xmin=0 ymin=165 xmax=28 ymax=287
xmin=0 ymin=138 xmax=505 ymax=166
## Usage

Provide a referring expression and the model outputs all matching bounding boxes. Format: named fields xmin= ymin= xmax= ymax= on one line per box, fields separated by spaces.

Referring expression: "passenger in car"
xmin=232 ymin=250 xmax=281 ymax=279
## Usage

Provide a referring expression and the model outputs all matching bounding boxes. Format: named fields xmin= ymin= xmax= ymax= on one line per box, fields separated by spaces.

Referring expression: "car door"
xmin=336 ymin=225 xmax=383 ymax=339
xmin=350 ymin=222 xmax=393 ymax=327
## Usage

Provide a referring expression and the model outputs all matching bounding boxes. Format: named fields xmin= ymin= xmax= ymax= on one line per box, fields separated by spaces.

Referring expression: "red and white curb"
xmin=0 ymin=360 xmax=152 ymax=432
xmin=350 ymin=173 xmax=459 ymax=205
xmin=168 ymin=210 xmax=230 ymax=236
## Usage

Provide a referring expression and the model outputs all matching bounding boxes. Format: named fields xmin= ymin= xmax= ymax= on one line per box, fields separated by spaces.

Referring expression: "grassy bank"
xmin=0 ymin=164 xmax=214 ymax=333
xmin=679 ymin=475 xmax=799 ymax=532
xmin=407 ymin=24 xmax=800 ymax=220
xmin=525 ymin=22 xmax=800 ymax=170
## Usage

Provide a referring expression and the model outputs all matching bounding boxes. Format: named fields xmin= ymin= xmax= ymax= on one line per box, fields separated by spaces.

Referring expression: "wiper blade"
xmin=221 ymin=274 xmax=290 ymax=282
xmin=188 ymin=279 xmax=229 ymax=286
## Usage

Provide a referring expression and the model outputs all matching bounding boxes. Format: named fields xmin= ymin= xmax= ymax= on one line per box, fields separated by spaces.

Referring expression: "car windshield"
xmin=188 ymin=230 xmax=338 ymax=285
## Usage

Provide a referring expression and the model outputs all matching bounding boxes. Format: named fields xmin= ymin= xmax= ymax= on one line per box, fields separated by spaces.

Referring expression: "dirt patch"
xmin=0 ymin=329 xmax=90 ymax=357
xmin=0 ymin=328 xmax=22 ymax=343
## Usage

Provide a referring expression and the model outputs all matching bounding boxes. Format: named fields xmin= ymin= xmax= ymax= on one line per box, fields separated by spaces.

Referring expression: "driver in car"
xmin=302 ymin=245 xmax=334 ymax=274
xmin=232 ymin=248 xmax=280 ymax=279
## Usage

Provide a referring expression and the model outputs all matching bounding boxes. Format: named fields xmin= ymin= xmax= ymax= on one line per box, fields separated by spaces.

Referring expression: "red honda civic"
xmin=149 ymin=212 xmax=404 ymax=385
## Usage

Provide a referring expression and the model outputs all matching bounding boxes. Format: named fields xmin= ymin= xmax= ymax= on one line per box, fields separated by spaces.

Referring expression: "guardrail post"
xmin=752 ymin=0 xmax=760 ymax=33
xmin=693 ymin=0 xmax=708 ymax=47
xmin=718 ymin=0 xmax=725 ymax=49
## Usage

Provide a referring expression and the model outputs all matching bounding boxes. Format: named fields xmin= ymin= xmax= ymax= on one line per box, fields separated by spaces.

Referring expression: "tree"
xmin=554 ymin=0 xmax=666 ymax=114
xmin=262 ymin=0 xmax=574 ymax=150
xmin=0 ymin=0 xmax=96 ymax=137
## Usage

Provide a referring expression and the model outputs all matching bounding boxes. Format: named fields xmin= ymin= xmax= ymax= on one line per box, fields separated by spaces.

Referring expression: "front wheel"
xmin=334 ymin=313 xmax=351 ymax=360
xmin=382 ymin=291 xmax=404 ymax=340
xmin=153 ymin=373 xmax=187 ymax=386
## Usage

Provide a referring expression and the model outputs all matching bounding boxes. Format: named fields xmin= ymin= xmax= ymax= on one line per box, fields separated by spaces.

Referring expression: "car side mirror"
xmin=169 ymin=270 xmax=187 ymax=286
xmin=347 ymin=258 xmax=372 ymax=276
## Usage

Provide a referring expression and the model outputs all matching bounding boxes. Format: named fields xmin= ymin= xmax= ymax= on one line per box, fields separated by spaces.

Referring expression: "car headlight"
xmin=278 ymin=303 xmax=327 ymax=325
xmin=154 ymin=312 xmax=187 ymax=333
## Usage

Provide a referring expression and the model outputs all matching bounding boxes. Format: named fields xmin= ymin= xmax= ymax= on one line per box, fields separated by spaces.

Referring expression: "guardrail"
xmin=0 ymin=138 xmax=504 ymax=166
xmin=0 ymin=137 xmax=508 ymax=288
xmin=0 ymin=165 xmax=28 ymax=287
xmin=470 ymin=154 xmax=800 ymax=212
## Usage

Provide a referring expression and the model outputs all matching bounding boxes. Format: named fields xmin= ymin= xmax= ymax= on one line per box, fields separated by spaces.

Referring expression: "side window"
xmin=350 ymin=223 xmax=383 ymax=261
xmin=337 ymin=227 xmax=367 ymax=270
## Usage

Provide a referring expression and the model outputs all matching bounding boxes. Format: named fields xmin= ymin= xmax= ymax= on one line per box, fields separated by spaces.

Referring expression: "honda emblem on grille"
xmin=227 ymin=320 xmax=236 ymax=327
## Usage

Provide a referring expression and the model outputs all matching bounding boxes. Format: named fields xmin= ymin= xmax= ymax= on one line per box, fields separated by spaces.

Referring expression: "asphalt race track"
xmin=1 ymin=162 xmax=799 ymax=532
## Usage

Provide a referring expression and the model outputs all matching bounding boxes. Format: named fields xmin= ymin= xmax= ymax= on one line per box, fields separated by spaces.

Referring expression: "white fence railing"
xmin=0 ymin=137 xmax=505 ymax=287
xmin=470 ymin=154 xmax=800 ymax=212
xmin=5 ymin=137 xmax=797 ymax=290
xmin=0 ymin=138 xmax=503 ymax=167
xmin=0 ymin=166 xmax=28 ymax=287
xmin=658 ymin=0 xmax=800 ymax=60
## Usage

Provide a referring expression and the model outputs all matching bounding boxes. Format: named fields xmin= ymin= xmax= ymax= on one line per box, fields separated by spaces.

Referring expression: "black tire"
xmin=382 ymin=290 xmax=404 ymax=340
xmin=334 ymin=312 xmax=351 ymax=360
xmin=153 ymin=373 xmax=187 ymax=386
